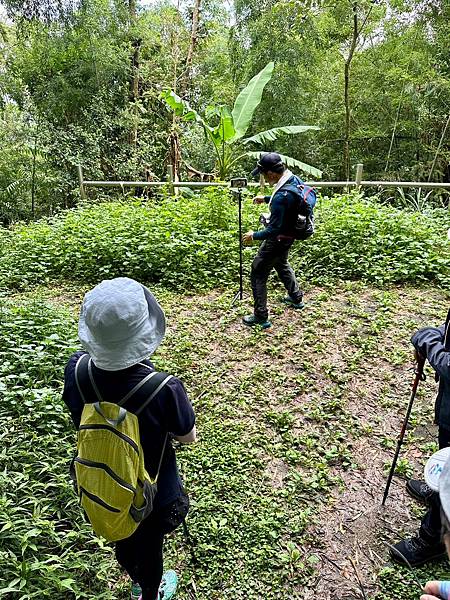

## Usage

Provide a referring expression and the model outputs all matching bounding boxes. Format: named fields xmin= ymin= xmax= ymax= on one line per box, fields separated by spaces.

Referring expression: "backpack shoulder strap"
xmin=444 ymin=308 xmax=450 ymax=352
xmin=74 ymin=354 xmax=173 ymax=413
xmin=74 ymin=353 xmax=91 ymax=405
xmin=74 ymin=354 xmax=105 ymax=404
xmin=134 ymin=371 xmax=174 ymax=416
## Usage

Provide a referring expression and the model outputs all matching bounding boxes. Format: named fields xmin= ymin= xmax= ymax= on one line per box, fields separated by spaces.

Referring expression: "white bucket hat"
xmin=439 ymin=456 xmax=450 ymax=525
xmin=78 ymin=277 xmax=166 ymax=371
xmin=424 ymin=448 xmax=450 ymax=524
xmin=424 ymin=447 xmax=450 ymax=492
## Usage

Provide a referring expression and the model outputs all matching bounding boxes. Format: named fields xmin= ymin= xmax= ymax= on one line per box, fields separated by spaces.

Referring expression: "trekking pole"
xmin=182 ymin=519 xmax=199 ymax=566
xmin=382 ymin=355 xmax=426 ymax=505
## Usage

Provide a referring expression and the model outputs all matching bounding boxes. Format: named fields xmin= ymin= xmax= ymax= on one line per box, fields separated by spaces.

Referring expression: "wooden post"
xmin=167 ymin=164 xmax=175 ymax=196
xmin=78 ymin=165 xmax=87 ymax=200
xmin=355 ymin=163 xmax=364 ymax=189
xmin=259 ymin=174 xmax=265 ymax=195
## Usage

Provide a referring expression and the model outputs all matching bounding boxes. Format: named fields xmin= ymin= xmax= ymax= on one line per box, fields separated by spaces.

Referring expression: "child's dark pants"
xmin=116 ymin=509 xmax=165 ymax=600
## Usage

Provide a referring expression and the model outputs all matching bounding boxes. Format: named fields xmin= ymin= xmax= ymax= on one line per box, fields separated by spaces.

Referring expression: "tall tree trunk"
xmin=343 ymin=2 xmax=358 ymax=182
xmin=178 ymin=0 xmax=201 ymax=98
xmin=128 ymin=0 xmax=141 ymax=154
xmin=343 ymin=2 xmax=373 ymax=181
xmin=129 ymin=38 xmax=141 ymax=148
xmin=31 ymin=125 xmax=38 ymax=218
xmin=128 ymin=0 xmax=136 ymax=21
xmin=169 ymin=0 xmax=202 ymax=185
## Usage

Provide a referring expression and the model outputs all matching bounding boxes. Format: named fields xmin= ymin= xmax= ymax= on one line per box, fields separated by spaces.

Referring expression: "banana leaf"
xmin=213 ymin=106 xmax=236 ymax=143
xmin=246 ymin=151 xmax=323 ymax=179
xmin=162 ymin=90 xmax=213 ymax=132
xmin=243 ymin=125 xmax=320 ymax=145
xmin=231 ymin=62 xmax=274 ymax=141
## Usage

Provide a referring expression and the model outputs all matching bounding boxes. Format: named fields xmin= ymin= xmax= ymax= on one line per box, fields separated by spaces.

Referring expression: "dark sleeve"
xmin=411 ymin=325 xmax=450 ymax=380
xmin=62 ymin=351 xmax=86 ymax=429
xmin=253 ymin=192 xmax=286 ymax=240
xmin=264 ymin=195 xmax=271 ymax=203
xmin=159 ymin=377 xmax=195 ymax=436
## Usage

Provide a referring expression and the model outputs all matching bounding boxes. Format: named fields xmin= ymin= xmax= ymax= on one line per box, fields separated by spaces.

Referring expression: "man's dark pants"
xmin=419 ymin=425 xmax=450 ymax=543
xmin=251 ymin=238 xmax=302 ymax=321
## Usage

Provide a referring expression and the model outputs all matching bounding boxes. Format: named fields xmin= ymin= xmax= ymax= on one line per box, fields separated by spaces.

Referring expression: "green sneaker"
xmin=281 ymin=296 xmax=305 ymax=309
xmin=158 ymin=570 xmax=178 ymax=599
xmin=130 ymin=582 xmax=142 ymax=600
xmin=242 ymin=314 xmax=271 ymax=329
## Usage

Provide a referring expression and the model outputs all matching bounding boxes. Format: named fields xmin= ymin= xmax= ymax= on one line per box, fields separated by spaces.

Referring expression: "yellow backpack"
xmin=70 ymin=354 xmax=172 ymax=542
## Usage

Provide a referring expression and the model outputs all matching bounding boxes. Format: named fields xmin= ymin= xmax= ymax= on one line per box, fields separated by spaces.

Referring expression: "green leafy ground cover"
xmin=1 ymin=280 xmax=450 ymax=599
xmin=0 ymin=191 xmax=448 ymax=292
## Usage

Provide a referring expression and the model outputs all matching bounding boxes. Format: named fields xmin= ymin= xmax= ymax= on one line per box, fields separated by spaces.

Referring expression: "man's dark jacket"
xmin=253 ymin=174 xmax=305 ymax=241
xmin=412 ymin=311 xmax=450 ymax=427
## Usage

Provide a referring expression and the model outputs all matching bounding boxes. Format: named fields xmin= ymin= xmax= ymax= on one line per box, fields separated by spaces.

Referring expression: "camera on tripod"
xmin=230 ymin=177 xmax=248 ymax=190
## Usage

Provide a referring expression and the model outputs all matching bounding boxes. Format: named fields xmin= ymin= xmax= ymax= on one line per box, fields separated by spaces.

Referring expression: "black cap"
xmin=251 ymin=152 xmax=284 ymax=177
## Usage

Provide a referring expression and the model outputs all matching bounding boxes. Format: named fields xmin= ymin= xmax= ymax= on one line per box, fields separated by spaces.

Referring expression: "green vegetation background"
xmin=0 ymin=191 xmax=449 ymax=292
xmin=0 ymin=190 xmax=449 ymax=598
xmin=0 ymin=0 xmax=449 ymax=221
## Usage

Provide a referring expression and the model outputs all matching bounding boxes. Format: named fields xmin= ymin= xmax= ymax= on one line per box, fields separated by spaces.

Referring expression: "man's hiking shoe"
xmin=158 ymin=570 xmax=178 ymax=599
xmin=281 ymin=296 xmax=305 ymax=310
xmin=131 ymin=582 xmax=142 ymax=600
xmin=406 ymin=479 xmax=435 ymax=504
xmin=242 ymin=315 xmax=271 ymax=329
xmin=389 ymin=536 xmax=446 ymax=567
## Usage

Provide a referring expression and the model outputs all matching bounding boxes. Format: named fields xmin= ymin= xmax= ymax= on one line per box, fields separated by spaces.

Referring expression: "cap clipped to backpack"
xmin=78 ymin=277 xmax=166 ymax=371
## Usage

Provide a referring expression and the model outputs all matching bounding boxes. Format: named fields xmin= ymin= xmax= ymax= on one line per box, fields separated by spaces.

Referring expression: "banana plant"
xmin=162 ymin=62 xmax=322 ymax=180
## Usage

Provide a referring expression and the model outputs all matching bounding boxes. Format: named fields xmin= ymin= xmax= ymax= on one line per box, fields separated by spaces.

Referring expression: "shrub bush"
xmin=0 ymin=300 xmax=115 ymax=598
xmin=295 ymin=195 xmax=450 ymax=287
xmin=0 ymin=190 xmax=448 ymax=291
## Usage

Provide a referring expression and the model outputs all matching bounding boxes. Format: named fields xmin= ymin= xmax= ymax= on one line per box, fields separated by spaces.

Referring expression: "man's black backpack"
xmin=282 ymin=182 xmax=317 ymax=240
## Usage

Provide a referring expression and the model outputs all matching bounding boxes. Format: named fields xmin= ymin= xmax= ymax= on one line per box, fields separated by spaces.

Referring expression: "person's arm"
xmin=175 ymin=425 xmax=197 ymax=444
xmin=412 ymin=325 xmax=450 ymax=380
xmin=252 ymin=195 xmax=271 ymax=204
xmin=421 ymin=580 xmax=450 ymax=600
xmin=162 ymin=378 xmax=197 ymax=443
xmin=253 ymin=193 xmax=286 ymax=240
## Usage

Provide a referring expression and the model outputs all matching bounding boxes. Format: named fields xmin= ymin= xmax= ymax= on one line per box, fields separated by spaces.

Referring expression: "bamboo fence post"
xmin=78 ymin=165 xmax=87 ymax=200
xmin=355 ymin=163 xmax=364 ymax=190
xmin=167 ymin=164 xmax=175 ymax=196
xmin=259 ymin=174 xmax=265 ymax=195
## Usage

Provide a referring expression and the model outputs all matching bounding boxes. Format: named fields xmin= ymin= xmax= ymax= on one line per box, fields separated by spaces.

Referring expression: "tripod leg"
xmin=238 ymin=190 xmax=243 ymax=300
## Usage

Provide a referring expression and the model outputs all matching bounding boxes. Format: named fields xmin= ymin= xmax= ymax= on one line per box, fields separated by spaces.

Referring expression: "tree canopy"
xmin=0 ymin=0 xmax=449 ymax=220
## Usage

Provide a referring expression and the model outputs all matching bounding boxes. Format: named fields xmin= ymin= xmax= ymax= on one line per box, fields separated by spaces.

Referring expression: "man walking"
xmin=242 ymin=152 xmax=311 ymax=329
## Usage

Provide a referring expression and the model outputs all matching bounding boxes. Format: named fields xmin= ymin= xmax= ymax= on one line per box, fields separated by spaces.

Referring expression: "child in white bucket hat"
xmin=63 ymin=278 xmax=196 ymax=600
xmin=421 ymin=448 xmax=450 ymax=600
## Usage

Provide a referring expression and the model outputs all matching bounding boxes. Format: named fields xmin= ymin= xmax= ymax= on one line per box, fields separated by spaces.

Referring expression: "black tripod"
xmin=230 ymin=178 xmax=248 ymax=306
